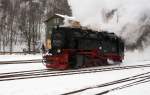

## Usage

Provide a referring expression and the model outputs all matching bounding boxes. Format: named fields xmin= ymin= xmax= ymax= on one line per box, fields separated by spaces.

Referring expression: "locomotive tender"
xmin=42 ymin=27 xmax=124 ymax=70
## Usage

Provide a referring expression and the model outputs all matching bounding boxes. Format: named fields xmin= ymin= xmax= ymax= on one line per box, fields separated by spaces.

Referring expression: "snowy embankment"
xmin=0 ymin=48 xmax=150 ymax=95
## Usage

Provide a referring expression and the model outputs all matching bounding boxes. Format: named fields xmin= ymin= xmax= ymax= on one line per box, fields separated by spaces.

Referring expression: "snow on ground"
xmin=0 ymin=50 xmax=150 ymax=95
xmin=124 ymin=46 xmax=150 ymax=63
xmin=0 ymin=54 xmax=44 ymax=73
xmin=0 ymin=64 xmax=150 ymax=95
xmin=0 ymin=62 xmax=45 ymax=73
xmin=0 ymin=54 xmax=42 ymax=61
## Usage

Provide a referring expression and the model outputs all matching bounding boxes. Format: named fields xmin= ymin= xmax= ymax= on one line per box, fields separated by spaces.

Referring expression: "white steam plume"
xmin=69 ymin=0 xmax=150 ymax=50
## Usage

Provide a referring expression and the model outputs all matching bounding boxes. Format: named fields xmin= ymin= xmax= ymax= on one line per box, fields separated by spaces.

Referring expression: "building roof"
xmin=44 ymin=14 xmax=75 ymax=23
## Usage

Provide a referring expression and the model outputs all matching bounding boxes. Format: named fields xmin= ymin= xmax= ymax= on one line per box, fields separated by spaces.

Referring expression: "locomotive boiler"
xmin=42 ymin=27 xmax=124 ymax=70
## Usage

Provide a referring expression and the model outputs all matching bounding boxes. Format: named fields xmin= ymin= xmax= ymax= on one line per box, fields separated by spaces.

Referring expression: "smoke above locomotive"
xmin=69 ymin=0 xmax=150 ymax=50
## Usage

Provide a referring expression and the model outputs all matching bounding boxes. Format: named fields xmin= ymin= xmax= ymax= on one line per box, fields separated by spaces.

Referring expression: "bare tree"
xmin=0 ymin=0 xmax=72 ymax=53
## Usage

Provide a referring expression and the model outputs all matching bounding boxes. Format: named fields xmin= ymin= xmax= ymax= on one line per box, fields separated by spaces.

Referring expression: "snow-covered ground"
xmin=0 ymin=50 xmax=150 ymax=95
xmin=0 ymin=54 xmax=42 ymax=61
xmin=0 ymin=54 xmax=43 ymax=73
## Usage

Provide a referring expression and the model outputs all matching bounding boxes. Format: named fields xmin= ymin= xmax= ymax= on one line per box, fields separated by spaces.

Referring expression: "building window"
xmin=54 ymin=18 xmax=60 ymax=24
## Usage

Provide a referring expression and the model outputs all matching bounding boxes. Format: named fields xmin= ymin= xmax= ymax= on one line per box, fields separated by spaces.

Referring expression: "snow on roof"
xmin=44 ymin=14 xmax=77 ymax=23
xmin=44 ymin=13 xmax=81 ymax=28
xmin=55 ymin=14 xmax=76 ymax=21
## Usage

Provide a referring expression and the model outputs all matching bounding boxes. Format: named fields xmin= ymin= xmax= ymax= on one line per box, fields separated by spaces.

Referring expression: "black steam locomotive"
xmin=43 ymin=27 xmax=124 ymax=69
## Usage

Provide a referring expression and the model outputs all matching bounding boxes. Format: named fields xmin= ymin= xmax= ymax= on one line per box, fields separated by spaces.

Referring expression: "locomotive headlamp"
xmin=99 ymin=46 xmax=102 ymax=50
xmin=57 ymin=49 xmax=61 ymax=53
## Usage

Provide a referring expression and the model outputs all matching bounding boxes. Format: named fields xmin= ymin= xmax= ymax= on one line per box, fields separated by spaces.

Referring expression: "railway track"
xmin=95 ymin=76 xmax=150 ymax=95
xmin=0 ymin=59 xmax=42 ymax=64
xmin=0 ymin=64 xmax=150 ymax=81
xmin=62 ymin=71 xmax=150 ymax=95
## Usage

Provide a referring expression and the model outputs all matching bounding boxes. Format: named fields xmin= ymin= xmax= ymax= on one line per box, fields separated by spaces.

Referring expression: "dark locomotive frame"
xmin=43 ymin=27 xmax=124 ymax=69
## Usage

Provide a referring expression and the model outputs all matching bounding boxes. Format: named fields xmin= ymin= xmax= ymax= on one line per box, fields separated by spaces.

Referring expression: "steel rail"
xmin=1 ymin=64 xmax=150 ymax=81
xmin=0 ymin=59 xmax=42 ymax=64
xmin=62 ymin=71 xmax=150 ymax=95
xmin=95 ymin=76 xmax=150 ymax=95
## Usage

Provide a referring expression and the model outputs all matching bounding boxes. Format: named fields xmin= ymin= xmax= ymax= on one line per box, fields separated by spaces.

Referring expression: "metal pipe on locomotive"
xmin=42 ymin=26 xmax=124 ymax=70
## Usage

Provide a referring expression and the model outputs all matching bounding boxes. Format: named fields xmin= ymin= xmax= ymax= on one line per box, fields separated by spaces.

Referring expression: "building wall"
xmin=45 ymin=16 xmax=64 ymax=49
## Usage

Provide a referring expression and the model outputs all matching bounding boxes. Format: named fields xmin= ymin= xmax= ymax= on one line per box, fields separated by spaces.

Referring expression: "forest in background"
xmin=0 ymin=0 xmax=72 ymax=53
